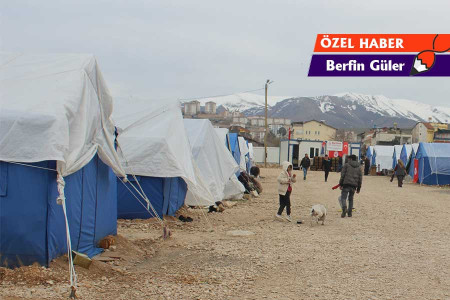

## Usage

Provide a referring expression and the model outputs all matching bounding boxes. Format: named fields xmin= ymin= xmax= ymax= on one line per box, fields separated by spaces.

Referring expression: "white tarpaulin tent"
xmin=214 ymin=128 xmax=230 ymax=150
xmin=213 ymin=128 xmax=245 ymax=200
xmin=0 ymin=52 xmax=126 ymax=289
xmin=373 ymin=145 xmax=395 ymax=171
xmin=0 ymin=53 xmax=126 ymax=177
xmin=184 ymin=119 xmax=240 ymax=203
xmin=238 ymin=137 xmax=250 ymax=172
xmin=248 ymin=143 xmax=254 ymax=165
xmin=113 ymin=97 xmax=214 ymax=206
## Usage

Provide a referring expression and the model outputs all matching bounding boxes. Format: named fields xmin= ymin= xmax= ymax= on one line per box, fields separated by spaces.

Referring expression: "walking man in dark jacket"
xmin=339 ymin=155 xmax=362 ymax=218
xmin=300 ymin=154 xmax=311 ymax=180
xmin=323 ymin=155 xmax=332 ymax=182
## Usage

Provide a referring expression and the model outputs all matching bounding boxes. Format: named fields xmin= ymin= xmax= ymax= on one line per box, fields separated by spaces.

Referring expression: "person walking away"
xmin=339 ymin=155 xmax=362 ymax=218
xmin=300 ymin=154 xmax=311 ymax=180
xmin=276 ymin=161 xmax=297 ymax=222
xmin=391 ymin=159 xmax=406 ymax=187
xmin=364 ymin=156 xmax=370 ymax=176
xmin=323 ymin=155 xmax=332 ymax=182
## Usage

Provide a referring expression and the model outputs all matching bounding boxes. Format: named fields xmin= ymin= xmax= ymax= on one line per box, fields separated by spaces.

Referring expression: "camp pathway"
xmin=1 ymin=168 xmax=450 ymax=300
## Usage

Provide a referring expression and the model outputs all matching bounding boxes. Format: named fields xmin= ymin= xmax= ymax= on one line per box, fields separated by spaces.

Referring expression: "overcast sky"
xmin=1 ymin=0 xmax=449 ymax=106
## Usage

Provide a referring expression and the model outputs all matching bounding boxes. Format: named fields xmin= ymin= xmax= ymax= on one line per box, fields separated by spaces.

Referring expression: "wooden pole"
xmin=264 ymin=81 xmax=268 ymax=167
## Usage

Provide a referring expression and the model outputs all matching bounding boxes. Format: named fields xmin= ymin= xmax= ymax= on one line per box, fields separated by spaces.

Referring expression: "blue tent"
xmin=400 ymin=145 xmax=412 ymax=166
xmin=228 ymin=133 xmax=241 ymax=176
xmin=415 ymin=143 xmax=450 ymax=185
xmin=117 ymin=177 xmax=187 ymax=219
xmin=366 ymin=146 xmax=373 ymax=166
xmin=0 ymin=155 xmax=117 ymax=268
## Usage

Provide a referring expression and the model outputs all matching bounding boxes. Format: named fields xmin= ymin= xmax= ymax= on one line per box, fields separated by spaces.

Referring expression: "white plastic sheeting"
xmin=213 ymin=128 xmax=245 ymax=200
xmin=248 ymin=143 xmax=254 ymax=162
xmin=214 ymin=128 xmax=230 ymax=150
xmin=184 ymin=119 xmax=240 ymax=203
xmin=238 ymin=137 xmax=249 ymax=172
xmin=113 ymin=97 xmax=214 ymax=206
xmin=0 ymin=53 xmax=125 ymax=177
xmin=373 ymin=145 xmax=394 ymax=171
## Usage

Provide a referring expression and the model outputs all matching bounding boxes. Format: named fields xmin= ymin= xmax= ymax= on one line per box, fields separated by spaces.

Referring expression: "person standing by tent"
xmin=276 ymin=161 xmax=297 ymax=222
xmin=339 ymin=155 xmax=362 ymax=218
xmin=323 ymin=155 xmax=332 ymax=182
xmin=391 ymin=159 xmax=406 ymax=187
xmin=300 ymin=154 xmax=311 ymax=180
xmin=364 ymin=156 xmax=371 ymax=176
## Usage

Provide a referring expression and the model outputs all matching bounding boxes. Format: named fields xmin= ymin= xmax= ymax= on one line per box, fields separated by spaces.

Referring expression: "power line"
xmin=178 ymin=87 xmax=266 ymax=102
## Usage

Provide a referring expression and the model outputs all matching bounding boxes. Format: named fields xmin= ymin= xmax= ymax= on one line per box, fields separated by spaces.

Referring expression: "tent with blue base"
xmin=0 ymin=156 xmax=117 ymax=267
xmin=114 ymin=98 xmax=212 ymax=219
xmin=415 ymin=143 xmax=450 ymax=185
xmin=392 ymin=145 xmax=404 ymax=169
xmin=0 ymin=52 xmax=126 ymax=281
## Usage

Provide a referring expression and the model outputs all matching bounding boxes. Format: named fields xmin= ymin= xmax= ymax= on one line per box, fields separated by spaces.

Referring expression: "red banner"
xmin=328 ymin=142 xmax=349 ymax=158
xmin=413 ymin=159 xmax=419 ymax=183
xmin=314 ymin=34 xmax=450 ymax=52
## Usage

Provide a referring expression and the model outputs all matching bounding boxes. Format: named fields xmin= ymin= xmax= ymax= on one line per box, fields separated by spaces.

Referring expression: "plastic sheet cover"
xmin=373 ymin=146 xmax=394 ymax=170
xmin=0 ymin=53 xmax=125 ymax=177
xmin=184 ymin=119 xmax=239 ymax=203
xmin=113 ymin=97 xmax=214 ymax=206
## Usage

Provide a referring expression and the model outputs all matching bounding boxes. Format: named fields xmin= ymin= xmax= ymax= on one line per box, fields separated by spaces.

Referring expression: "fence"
xmin=253 ymin=147 xmax=280 ymax=164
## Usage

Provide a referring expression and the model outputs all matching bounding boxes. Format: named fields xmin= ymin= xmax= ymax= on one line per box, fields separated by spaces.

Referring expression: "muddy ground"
xmin=1 ymin=168 xmax=450 ymax=300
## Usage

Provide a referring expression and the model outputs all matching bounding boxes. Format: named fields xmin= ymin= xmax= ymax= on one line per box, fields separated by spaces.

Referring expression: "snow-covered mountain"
xmin=196 ymin=92 xmax=450 ymax=128
xmin=195 ymin=92 xmax=291 ymax=112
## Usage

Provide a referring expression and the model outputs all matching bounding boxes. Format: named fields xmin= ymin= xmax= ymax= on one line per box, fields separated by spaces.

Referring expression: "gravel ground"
xmin=1 ymin=168 xmax=450 ymax=300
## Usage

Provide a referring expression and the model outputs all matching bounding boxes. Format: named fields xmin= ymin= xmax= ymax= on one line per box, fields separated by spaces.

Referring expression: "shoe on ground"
xmin=341 ymin=207 xmax=347 ymax=218
xmin=286 ymin=215 xmax=292 ymax=222
xmin=303 ymin=177 xmax=306 ymax=180
xmin=275 ymin=214 xmax=283 ymax=220
xmin=297 ymin=220 xmax=303 ymax=224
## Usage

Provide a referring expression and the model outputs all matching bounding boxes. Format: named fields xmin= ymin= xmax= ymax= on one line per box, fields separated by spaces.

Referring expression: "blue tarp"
xmin=400 ymin=145 xmax=412 ymax=166
xmin=366 ymin=147 xmax=373 ymax=166
xmin=0 ymin=155 xmax=117 ymax=268
xmin=415 ymin=143 xmax=450 ymax=185
xmin=117 ymin=176 xmax=187 ymax=219
xmin=228 ymin=133 xmax=241 ymax=176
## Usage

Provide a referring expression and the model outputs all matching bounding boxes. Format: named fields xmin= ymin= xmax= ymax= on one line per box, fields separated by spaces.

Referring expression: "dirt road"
xmin=1 ymin=168 xmax=450 ymax=299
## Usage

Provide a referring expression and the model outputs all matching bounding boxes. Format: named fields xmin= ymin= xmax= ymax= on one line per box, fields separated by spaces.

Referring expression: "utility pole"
xmin=264 ymin=79 xmax=272 ymax=167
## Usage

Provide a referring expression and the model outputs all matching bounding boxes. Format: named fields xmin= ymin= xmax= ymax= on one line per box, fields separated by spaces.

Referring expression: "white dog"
xmin=310 ymin=204 xmax=327 ymax=226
